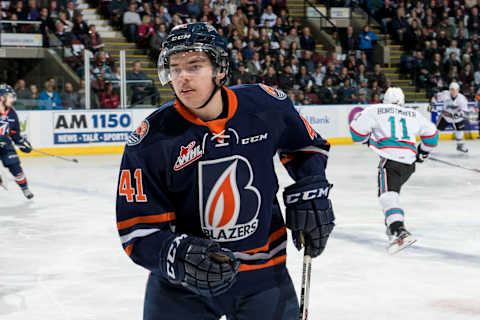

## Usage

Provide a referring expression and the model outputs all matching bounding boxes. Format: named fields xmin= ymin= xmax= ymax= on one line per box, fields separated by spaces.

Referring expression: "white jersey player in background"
xmin=349 ymin=87 xmax=439 ymax=253
xmin=431 ymin=82 xmax=469 ymax=153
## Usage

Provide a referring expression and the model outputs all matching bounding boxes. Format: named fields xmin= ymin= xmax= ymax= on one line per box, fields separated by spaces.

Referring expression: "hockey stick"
xmin=428 ymin=156 xmax=480 ymax=173
xmin=299 ymin=239 xmax=312 ymax=320
xmin=32 ymin=149 xmax=79 ymax=163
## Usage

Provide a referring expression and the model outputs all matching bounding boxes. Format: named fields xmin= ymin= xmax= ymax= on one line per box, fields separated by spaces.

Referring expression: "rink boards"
xmin=16 ymin=104 xmax=479 ymax=157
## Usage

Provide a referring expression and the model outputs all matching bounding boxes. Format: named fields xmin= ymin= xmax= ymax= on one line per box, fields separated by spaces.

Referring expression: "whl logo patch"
xmin=173 ymin=141 xmax=203 ymax=171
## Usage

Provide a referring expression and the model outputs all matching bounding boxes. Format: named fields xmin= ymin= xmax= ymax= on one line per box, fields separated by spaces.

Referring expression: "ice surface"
xmin=1 ymin=140 xmax=479 ymax=320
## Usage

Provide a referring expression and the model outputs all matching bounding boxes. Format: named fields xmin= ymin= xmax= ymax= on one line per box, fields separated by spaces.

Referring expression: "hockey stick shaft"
xmin=32 ymin=149 xmax=79 ymax=163
xmin=428 ymin=156 xmax=480 ymax=173
xmin=299 ymin=245 xmax=312 ymax=320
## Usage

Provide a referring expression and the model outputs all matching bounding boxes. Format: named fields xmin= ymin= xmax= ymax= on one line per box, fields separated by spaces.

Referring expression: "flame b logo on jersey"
xmin=198 ymin=155 xmax=260 ymax=242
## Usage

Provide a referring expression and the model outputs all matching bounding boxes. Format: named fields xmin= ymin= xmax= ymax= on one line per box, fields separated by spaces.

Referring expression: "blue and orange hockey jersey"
xmin=116 ymin=84 xmax=330 ymax=295
xmin=0 ymin=106 xmax=23 ymax=145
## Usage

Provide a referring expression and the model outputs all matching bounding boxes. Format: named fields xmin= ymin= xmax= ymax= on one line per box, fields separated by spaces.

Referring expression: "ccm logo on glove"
xmin=166 ymin=234 xmax=187 ymax=279
xmin=285 ymin=187 xmax=330 ymax=204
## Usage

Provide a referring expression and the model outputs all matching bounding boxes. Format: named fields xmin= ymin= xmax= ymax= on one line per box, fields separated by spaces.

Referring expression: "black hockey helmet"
xmin=157 ymin=22 xmax=229 ymax=86
xmin=0 ymin=84 xmax=16 ymax=101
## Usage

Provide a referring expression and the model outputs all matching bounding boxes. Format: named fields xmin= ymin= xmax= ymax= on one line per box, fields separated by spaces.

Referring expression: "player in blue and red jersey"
xmin=116 ymin=22 xmax=335 ymax=320
xmin=0 ymin=85 xmax=34 ymax=199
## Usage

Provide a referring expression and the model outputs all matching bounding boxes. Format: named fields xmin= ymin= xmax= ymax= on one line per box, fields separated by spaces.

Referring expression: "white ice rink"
xmin=1 ymin=140 xmax=479 ymax=320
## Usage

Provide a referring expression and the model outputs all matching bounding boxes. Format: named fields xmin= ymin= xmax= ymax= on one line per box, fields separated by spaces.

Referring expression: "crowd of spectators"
xmin=373 ymin=0 xmax=480 ymax=99
xmin=94 ymin=0 xmax=388 ymax=104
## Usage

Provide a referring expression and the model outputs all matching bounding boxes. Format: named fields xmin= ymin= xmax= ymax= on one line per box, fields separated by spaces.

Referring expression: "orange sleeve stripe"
xmin=242 ymin=227 xmax=287 ymax=254
xmin=239 ymin=255 xmax=286 ymax=272
xmin=125 ymin=244 xmax=134 ymax=256
xmin=117 ymin=212 xmax=176 ymax=230
xmin=280 ymin=154 xmax=295 ymax=165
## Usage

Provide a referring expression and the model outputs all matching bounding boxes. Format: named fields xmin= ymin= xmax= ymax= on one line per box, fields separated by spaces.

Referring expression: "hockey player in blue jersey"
xmin=0 ymin=85 xmax=34 ymax=199
xmin=116 ymin=22 xmax=335 ymax=319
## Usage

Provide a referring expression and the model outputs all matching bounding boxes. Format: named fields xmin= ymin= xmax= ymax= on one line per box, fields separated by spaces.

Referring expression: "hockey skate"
xmin=22 ymin=187 xmax=34 ymax=199
xmin=386 ymin=222 xmax=416 ymax=254
xmin=456 ymin=143 xmax=468 ymax=153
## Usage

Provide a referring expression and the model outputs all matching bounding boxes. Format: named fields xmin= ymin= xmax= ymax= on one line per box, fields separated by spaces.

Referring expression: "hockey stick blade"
xmin=428 ymin=156 xmax=480 ymax=173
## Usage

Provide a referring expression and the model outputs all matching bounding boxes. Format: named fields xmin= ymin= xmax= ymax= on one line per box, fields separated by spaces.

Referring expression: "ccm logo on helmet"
xmin=285 ymin=187 xmax=330 ymax=204
xmin=166 ymin=234 xmax=187 ymax=279
xmin=171 ymin=34 xmax=191 ymax=41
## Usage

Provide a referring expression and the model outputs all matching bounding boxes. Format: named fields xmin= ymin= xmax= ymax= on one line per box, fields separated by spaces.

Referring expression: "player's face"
xmin=1 ymin=93 xmax=15 ymax=107
xmin=169 ymin=51 xmax=219 ymax=109
xmin=450 ymin=88 xmax=458 ymax=98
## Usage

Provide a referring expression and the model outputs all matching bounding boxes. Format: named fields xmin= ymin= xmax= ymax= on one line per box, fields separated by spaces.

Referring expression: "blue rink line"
xmin=333 ymin=232 xmax=480 ymax=266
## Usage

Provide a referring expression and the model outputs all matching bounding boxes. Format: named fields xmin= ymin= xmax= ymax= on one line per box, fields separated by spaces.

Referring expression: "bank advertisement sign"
xmin=52 ymin=111 xmax=134 ymax=144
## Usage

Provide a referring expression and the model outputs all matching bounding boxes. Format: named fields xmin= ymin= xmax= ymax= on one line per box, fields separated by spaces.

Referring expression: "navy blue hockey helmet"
xmin=0 ymin=84 xmax=16 ymax=101
xmin=157 ymin=22 xmax=229 ymax=86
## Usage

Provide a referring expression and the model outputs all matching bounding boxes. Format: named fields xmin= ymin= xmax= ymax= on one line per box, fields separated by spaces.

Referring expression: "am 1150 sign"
xmin=53 ymin=111 xmax=132 ymax=132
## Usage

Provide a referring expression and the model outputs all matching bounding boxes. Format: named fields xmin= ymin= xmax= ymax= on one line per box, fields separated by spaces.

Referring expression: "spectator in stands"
xmin=140 ymin=2 xmax=154 ymax=21
xmin=278 ymin=65 xmax=295 ymax=91
xmin=72 ymin=12 xmax=90 ymax=45
xmin=58 ymin=10 xmax=73 ymax=32
xmin=242 ymin=40 xmax=256 ymax=61
xmin=11 ymin=1 xmax=27 ymax=21
xmin=358 ymin=25 xmax=377 ymax=65
xmin=285 ymin=27 xmax=300 ymax=48
xmin=444 ymin=52 xmax=462 ymax=73
xmin=65 ymin=1 xmax=76 ymax=21
xmin=467 ymin=6 xmax=480 ymax=33
xmin=231 ymin=63 xmax=254 ymax=84
xmin=100 ymin=83 xmax=120 ymax=109
xmin=54 ymin=20 xmax=74 ymax=46
xmin=170 ymin=0 xmax=189 ymax=20
xmin=260 ymin=5 xmax=277 ymax=27
xmin=123 ymin=3 xmax=141 ymax=43
xmin=87 ymin=24 xmax=103 ymax=53
xmin=358 ymin=79 xmax=371 ymax=101
xmin=4 ymin=14 xmax=21 ymax=33
xmin=39 ymin=7 xmax=55 ymax=47
xmin=376 ymin=0 xmax=395 ymax=34
xmin=126 ymin=60 xmax=157 ymax=105
xmin=29 ymin=84 xmax=39 ymax=100
xmin=318 ymin=77 xmax=337 ymax=104
xmin=61 ymin=82 xmax=80 ymax=109
xmin=369 ymin=64 xmax=386 ymax=89
xmin=137 ymin=15 xmax=155 ymax=50
xmin=26 ymin=0 xmax=40 ymax=21
xmin=263 ymin=66 xmax=278 ymax=87
xmin=459 ymin=63 xmax=475 ymax=88
xmin=150 ymin=23 xmax=168 ymax=60
xmin=109 ymin=0 xmax=128 ymax=28
xmin=48 ymin=0 xmax=59 ymax=20
xmin=289 ymin=41 xmax=302 ymax=60
xmin=15 ymin=79 xmax=32 ymax=100
xmin=341 ymin=25 xmax=356 ymax=54
xmin=356 ymin=63 xmax=368 ymax=84
xmin=186 ymin=0 xmax=201 ymax=19
xmin=156 ymin=5 xmax=172 ymax=27
xmin=392 ymin=8 xmax=409 ymax=42
xmin=38 ymin=81 xmax=62 ymax=109
xmin=297 ymin=64 xmax=314 ymax=91
xmin=301 ymin=50 xmax=316 ymax=74
xmin=300 ymin=26 xmax=315 ymax=51
xmin=246 ymin=51 xmax=262 ymax=81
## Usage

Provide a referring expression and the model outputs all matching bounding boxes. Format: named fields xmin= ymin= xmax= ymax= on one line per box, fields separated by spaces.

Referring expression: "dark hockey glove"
xmin=416 ymin=144 xmax=430 ymax=163
xmin=283 ymin=175 xmax=335 ymax=258
xmin=17 ymin=138 xmax=32 ymax=153
xmin=160 ymin=234 xmax=240 ymax=297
